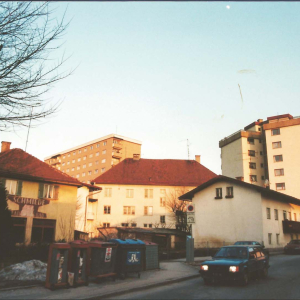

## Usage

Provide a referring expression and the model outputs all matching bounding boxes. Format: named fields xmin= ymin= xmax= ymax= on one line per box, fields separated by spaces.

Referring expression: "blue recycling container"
xmin=109 ymin=239 xmax=145 ymax=279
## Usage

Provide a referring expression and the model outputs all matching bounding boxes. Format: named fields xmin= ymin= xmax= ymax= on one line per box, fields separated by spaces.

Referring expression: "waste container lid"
xmin=69 ymin=240 xmax=89 ymax=247
xmin=143 ymin=241 xmax=158 ymax=246
xmin=89 ymin=241 xmax=117 ymax=247
xmin=109 ymin=239 xmax=145 ymax=245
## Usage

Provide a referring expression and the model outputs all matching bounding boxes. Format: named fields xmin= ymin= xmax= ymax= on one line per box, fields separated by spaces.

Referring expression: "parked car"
xmin=284 ymin=240 xmax=300 ymax=254
xmin=199 ymin=246 xmax=270 ymax=286
xmin=234 ymin=241 xmax=269 ymax=256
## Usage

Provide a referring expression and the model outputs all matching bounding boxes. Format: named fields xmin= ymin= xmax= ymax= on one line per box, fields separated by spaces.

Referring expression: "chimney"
xmin=195 ymin=155 xmax=201 ymax=163
xmin=133 ymin=154 xmax=140 ymax=161
xmin=257 ymin=119 xmax=263 ymax=123
xmin=1 ymin=141 xmax=11 ymax=153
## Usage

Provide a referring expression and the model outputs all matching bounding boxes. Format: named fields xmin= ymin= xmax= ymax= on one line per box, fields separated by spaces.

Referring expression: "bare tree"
xmin=165 ymin=186 xmax=191 ymax=232
xmin=0 ymin=2 xmax=72 ymax=131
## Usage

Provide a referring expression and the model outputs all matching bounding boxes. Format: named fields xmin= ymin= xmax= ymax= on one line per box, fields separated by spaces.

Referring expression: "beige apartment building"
xmin=79 ymin=155 xmax=217 ymax=238
xmin=44 ymin=134 xmax=142 ymax=183
xmin=219 ymin=114 xmax=300 ymax=198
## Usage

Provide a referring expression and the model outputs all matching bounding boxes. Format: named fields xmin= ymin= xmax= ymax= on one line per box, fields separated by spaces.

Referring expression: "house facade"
xmin=44 ymin=134 xmax=142 ymax=183
xmin=0 ymin=142 xmax=82 ymax=244
xmin=179 ymin=175 xmax=300 ymax=249
xmin=85 ymin=155 xmax=217 ymax=238
xmin=219 ymin=114 xmax=300 ymax=199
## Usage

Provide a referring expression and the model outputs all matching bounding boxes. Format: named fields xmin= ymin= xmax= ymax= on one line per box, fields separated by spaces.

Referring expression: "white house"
xmin=179 ymin=175 xmax=300 ymax=249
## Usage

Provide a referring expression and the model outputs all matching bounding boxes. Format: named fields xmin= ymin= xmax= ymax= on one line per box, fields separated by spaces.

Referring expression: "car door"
xmin=248 ymin=248 xmax=258 ymax=275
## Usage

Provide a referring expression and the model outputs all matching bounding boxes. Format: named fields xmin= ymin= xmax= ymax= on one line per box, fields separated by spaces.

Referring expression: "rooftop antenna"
xmin=187 ymin=139 xmax=190 ymax=160
xmin=25 ymin=107 xmax=33 ymax=152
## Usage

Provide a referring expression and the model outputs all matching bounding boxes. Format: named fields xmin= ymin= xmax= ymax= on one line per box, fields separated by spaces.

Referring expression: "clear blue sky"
xmin=3 ymin=2 xmax=300 ymax=174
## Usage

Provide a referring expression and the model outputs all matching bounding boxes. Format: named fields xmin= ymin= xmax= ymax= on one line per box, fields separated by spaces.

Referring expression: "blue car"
xmin=199 ymin=246 xmax=269 ymax=286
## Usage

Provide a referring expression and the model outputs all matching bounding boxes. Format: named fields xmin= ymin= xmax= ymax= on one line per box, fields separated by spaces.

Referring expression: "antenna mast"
xmin=187 ymin=139 xmax=190 ymax=160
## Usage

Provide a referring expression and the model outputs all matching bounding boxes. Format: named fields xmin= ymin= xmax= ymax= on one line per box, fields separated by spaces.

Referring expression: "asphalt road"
xmin=109 ymin=255 xmax=300 ymax=299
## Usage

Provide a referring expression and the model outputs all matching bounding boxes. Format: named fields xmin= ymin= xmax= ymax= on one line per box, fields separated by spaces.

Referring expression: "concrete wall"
xmin=191 ymin=181 xmax=264 ymax=248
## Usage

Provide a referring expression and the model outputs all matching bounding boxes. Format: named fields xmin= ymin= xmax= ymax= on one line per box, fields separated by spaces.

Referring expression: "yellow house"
xmin=0 ymin=142 xmax=83 ymax=244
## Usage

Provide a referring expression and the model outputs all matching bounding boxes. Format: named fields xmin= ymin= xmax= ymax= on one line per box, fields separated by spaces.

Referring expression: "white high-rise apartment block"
xmin=219 ymin=114 xmax=300 ymax=199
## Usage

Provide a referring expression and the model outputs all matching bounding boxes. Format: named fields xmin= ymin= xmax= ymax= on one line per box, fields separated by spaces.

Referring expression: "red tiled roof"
xmin=0 ymin=148 xmax=82 ymax=186
xmin=93 ymin=158 xmax=217 ymax=186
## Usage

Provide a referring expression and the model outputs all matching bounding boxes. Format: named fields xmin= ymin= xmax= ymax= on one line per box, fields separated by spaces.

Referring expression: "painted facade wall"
xmin=4 ymin=177 xmax=78 ymax=244
xmin=265 ymin=124 xmax=300 ymax=199
xmin=191 ymin=182 xmax=264 ymax=248
xmin=82 ymin=183 xmax=194 ymax=238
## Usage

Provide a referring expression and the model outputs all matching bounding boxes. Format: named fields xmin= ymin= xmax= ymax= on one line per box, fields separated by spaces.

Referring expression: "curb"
xmin=85 ymin=274 xmax=202 ymax=300
xmin=0 ymin=284 xmax=42 ymax=292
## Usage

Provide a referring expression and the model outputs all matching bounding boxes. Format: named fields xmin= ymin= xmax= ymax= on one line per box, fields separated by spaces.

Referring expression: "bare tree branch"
xmin=0 ymin=2 xmax=72 ymax=131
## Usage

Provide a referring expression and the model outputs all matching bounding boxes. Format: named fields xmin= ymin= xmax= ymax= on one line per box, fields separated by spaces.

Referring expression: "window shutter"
xmin=16 ymin=181 xmax=23 ymax=196
xmin=53 ymin=185 xmax=59 ymax=200
xmin=0 ymin=178 xmax=6 ymax=188
xmin=38 ymin=183 xmax=44 ymax=198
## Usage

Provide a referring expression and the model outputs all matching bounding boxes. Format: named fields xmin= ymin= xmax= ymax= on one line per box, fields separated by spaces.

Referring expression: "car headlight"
xmin=201 ymin=265 xmax=209 ymax=271
xmin=229 ymin=266 xmax=239 ymax=273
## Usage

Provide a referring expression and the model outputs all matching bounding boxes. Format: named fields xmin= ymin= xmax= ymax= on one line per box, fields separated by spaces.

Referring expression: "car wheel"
xmin=261 ymin=267 xmax=268 ymax=279
xmin=203 ymin=278 xmax=212 ymax=285
xmin=240 ymin=272 xmax=249 ymax=286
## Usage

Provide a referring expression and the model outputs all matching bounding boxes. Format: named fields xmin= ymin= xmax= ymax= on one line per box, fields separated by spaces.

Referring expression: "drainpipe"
xmin=84 ymin=189 xmax=102 ymax=232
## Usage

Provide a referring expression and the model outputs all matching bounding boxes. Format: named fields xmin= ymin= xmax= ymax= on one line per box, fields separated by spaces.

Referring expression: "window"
xmin=261 ymin=176 xmax=265 ymax=180
xmin=63 ymin=155 xmax=65 ymax=159
xmin=149 ymin=224 xmax=153 ymax=228
xmin=96 ymin=152 xmax=99 ymax=156
xmin=103 ymin=223 xmax=110 ymax=228
xmin=66 ymin=168 xmax=69 ymax=172
xmin=283 ymin=210 xmax=287 ymax=220
xmin=96 ymin=144 xmax=99 ymax=148
xmin=71 ymin=167 xmax=75 ymax=171
xmin=131 ymin=223 xmax=137 ymax=227
xmin=144 ymin=206 xmax=153 ymax=216
xmin=72 ymin=159 xmax=75 ymax=163
xmin=31 ymin=219 xmax=55 ymax=243
xmin=68 ymin=154 xmax=70 ymax=157
xmin=123 ymin=206 xmax=135 ymax=215
xmin=276 ymin=183 xmax=285 ymax=190
xmin=266 ymin=208 xmax=271 ymax=219
xmin=39 ymin=184 xmax=59 ymax=200
xmin=276 ymin=234 xmax=280 ymax=245
xmin=88 ymin=171 xmax=92 ymax=175
xmin=84 ymin=148 xmax=87 ymax=152
xmin=95 ymin=160 xmax=99 ymax=165
xmin=215 ymin=188 xmax=222 ymax=199
xmin=5 ymin=179 xmax=19 ymax=195
xmin=102 ymin=159 xmax=106 ymax=163
xmin=76 ymin=174 xmax=79 ymax=178
xmin=78 ymin=158 xmax=81 ymax=162
xmin=121 ymin=223 xmax=129 ymax=227
xmin=226 ymin=187 xmax=233 ymax=198
xmin=160 ymin=197 xmax=166 ymax=207
xmin=268 ymin=233 xmax=272 ymax=245
xmin=261 ymin=163 xmax=264 ymax=168
xmin=62 ymin=162 xmax=65 ymax=166
xmin=78 ymin=150 xmax=81 ymax=154
xmin=272 ymin=141 xmax=282 ymax=149
xmin=247 ymin=138 xmax=254 ymax=145
xmin=104 ymin=188 xmax=112 ymax=197
xmin=274 ymin=169 xmax=284 ymax=176
xmin=145 ymin=189 xmax=153 ymax=198
xmin=160 ymin=189 xmax=166 ymax=195
xmin=89 ymin=154 xmax=93 ymax=158
xmin=83 ymin=164 xmax=86 ymax=168
xmin=104 ymin=206 xmax=111 ymax=214
xmin=248 ymin=150 xmax=255 ymax=157
xmin=102 ymin=150 xmax=106 ymax=154
xmin=274 ymin=154 xmax=283 ymax=162
xmin=101 ymin=168 xmax=106 ymax=172
xmin=144 ymin=224 xmax=147 ymax=228
xmin=294 ymin=213 xmax=297 ymax=221
xmin=103 ymin=141 xmax=107 ymax=146
xmin=274 ymin=209 xmax=278 ymax=220
xmin=77 ymin=166 xmax=80 ymax=170
xmin=95 ymin=169 xmax=98 ymax=174
xmin=272 ymin=128 xmax=280 ymax=135
xmin=249 ymin=162 xmax=256 ymax=169
xmin=291 ymin=234 xmax=294 ymax=240
xmin=250 ymin=175 xmax=257 ymax=182
xmin=83 ymin=156 xmax=87 ymax=160
xmin=67 ymin=161 xmax=70 ymax=165
xmin=260 ymin=151 xmax=263 ymax=156
xmin=82 ymin=172 xmax=85 ymax=177
xmin=160 ymin=215 xmax=166 ymax=224
xmin=259 ymin=139 xmax=262 ymax=143
xmin=90 ymin=146 xmax=93 ymax=150
xmin=89 ymin=162 xmax=92 ymax=167
xmin=258 ymin=127 xmax=261 ymax=131
xmin=126 ymin=189 xmax=134 ymax=198
xmin=288 ymin=212 xmax=292 ymax=221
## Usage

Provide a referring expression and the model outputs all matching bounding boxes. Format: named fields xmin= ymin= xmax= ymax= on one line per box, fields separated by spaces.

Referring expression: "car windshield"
xmin=214 ymin=247 xmax=248 ymax=259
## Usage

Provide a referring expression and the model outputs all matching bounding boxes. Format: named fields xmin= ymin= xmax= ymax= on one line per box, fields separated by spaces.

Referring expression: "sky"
xmin=2 ymin=2 xmax=300 ymax=175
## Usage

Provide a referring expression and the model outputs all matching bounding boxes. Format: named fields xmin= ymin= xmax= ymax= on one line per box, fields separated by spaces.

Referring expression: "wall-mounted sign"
xmin=7 ymin=195 xmax=50 ymax=218
xmin=187 ymin=214 xmax=195 ymax=224
xmin=186 ymin=203 xmax=195 ymax=213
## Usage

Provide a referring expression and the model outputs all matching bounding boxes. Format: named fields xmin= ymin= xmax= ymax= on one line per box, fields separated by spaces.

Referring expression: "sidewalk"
xmin=0 ymin=260 xmax=203 ymax=299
